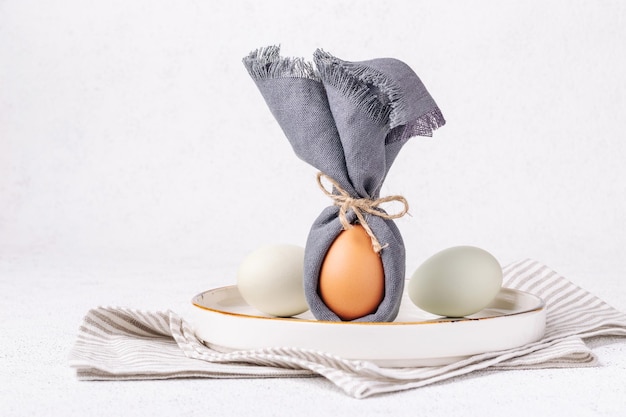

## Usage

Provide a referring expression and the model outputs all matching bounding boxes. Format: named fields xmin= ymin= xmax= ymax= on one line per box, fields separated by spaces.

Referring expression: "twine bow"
xmin=316 ymin=172 xmax=409 ymax=253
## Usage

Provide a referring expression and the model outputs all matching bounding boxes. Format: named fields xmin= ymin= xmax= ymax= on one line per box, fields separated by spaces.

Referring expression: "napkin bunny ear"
xmin=313 ymin=49 xmax=445 ymax=180
xmin=242 ymin=46 xmax=356 ymax=196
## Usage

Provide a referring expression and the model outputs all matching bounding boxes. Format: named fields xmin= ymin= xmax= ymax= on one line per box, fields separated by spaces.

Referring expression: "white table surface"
xmin=3 ymin=0 xmax=626 ymax=415
xmin=2 ymin=253 xmax=625 ymax=417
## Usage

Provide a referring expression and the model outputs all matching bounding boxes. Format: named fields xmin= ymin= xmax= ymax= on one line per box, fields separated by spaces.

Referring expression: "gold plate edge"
xmin=191 ymin=286 xmax=546 ymax=326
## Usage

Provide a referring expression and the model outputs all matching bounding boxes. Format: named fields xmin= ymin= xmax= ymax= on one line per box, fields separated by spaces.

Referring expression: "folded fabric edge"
xmin=242 ymin=45 xmax=320 ymax=82
xmin=242 ymin=46 xmax=446 ymax=142
xmin=313 ymin=48 xmax=394 ymax=126
xmin=73 ymin=368 xmax=315 ymax=380
xmin=313 ymin=49 xmax=446 ymax=141
xmin=386 ymin=107 xmax=446 ymax=144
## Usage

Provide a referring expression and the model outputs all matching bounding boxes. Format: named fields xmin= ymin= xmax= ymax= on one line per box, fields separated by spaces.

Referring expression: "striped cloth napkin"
xmin=69 ymin=259 xmax=626 ymax=399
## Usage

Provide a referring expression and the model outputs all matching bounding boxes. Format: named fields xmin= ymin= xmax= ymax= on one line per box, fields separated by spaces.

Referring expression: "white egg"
xmin=408 ymin=246 xmax=503 ymax=317
xmin=236 ymin=244 xmax=309 ymax=317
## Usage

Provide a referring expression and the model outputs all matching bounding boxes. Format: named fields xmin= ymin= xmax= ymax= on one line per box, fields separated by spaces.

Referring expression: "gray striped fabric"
xmin=69 ymin=259 xmax=626 ymax=399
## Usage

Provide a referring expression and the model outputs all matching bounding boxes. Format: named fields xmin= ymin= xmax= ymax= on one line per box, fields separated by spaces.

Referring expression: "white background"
xmin=1 ymin=1 xmax=625 ymax=416
xmin=2 ymin=0 xmax=626 ymax=280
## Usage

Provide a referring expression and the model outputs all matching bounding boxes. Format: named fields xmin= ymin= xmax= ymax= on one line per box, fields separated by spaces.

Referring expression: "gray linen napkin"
xmin=242 ymin=46 xmax=445 ymax=322
xmin=69 ymin=259 xmax=626 ymax=399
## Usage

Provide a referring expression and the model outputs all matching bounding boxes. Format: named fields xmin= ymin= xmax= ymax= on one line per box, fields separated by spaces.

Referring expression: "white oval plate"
xmin=190 ymin=286 xmax=546 ymax=367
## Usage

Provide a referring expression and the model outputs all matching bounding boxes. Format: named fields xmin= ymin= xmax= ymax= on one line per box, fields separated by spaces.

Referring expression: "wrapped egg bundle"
xmin=243 ymin=46 xmax=445 ymax=322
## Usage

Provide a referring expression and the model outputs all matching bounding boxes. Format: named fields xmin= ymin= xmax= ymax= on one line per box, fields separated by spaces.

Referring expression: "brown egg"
xmin=318 ymin=224 xmax=385 ymax=321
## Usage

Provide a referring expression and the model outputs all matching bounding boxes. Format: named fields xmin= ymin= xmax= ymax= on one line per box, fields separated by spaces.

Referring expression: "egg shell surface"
xmin=318 ymin=224 xmax=385 ymax=321
xmin=408 ymin=246 xmax=503 ymax=317
xmin=237 ymin=244 xmax=309 ymax=317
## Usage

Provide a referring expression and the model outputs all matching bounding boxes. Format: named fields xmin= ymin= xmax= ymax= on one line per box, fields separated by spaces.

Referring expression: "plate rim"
xmin=191 ymin=285 xmax=546 ymax=326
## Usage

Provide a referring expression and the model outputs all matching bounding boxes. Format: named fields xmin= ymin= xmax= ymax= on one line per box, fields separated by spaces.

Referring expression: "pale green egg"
xmin=409 ymin=246 xmax=503 ymax=317
xmin=237 ymin=244 xmax=309 ymax=317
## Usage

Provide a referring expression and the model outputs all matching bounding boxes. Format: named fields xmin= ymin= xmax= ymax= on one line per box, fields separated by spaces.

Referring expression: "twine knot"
xmin=316 ymin=172 xmax=409 ymax=253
